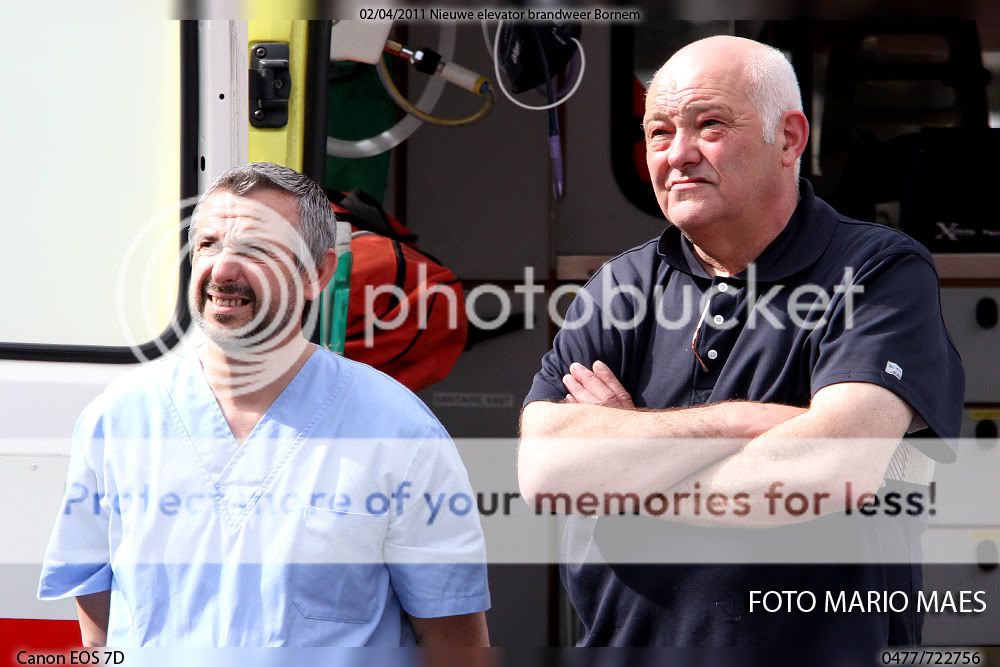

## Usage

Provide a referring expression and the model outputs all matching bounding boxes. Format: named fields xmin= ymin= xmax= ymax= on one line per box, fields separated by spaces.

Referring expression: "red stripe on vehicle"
xmin=0 ymin=618 xmax=81 ymax=665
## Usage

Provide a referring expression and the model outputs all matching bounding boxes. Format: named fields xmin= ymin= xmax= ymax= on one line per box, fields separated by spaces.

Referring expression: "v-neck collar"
xmin=160 ymin=346 xmax=342 ymax=532
xmin=197 ymin=345 xmax=318 ymax=449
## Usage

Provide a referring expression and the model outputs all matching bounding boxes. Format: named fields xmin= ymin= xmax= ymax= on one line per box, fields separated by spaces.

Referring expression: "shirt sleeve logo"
xmin=885 ymin=361 xmax=903 ymax=380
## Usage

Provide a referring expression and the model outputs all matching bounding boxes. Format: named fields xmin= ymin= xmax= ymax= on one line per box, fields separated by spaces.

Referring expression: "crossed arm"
xmin=518 ymin=361 xmax=916 ymax=527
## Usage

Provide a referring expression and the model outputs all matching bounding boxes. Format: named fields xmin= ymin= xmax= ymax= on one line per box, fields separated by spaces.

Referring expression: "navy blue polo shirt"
xmin=524 ymin=180 xmax=965 ymax=647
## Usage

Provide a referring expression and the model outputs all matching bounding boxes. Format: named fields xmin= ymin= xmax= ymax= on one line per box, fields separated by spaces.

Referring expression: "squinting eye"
xmin=245 ymin=244 xmax=277 ymax=258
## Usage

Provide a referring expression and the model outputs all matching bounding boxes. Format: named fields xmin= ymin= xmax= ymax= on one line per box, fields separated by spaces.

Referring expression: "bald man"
xmin=520 ymin=36 xmax=963 ymax=648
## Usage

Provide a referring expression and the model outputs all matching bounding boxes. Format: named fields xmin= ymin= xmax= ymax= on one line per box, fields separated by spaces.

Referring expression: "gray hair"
xmin=744 ymin=45 xmax=803 ymax=145
xmin=745 ymin=44 xmax=803 ymax=180
xmin=192 ymin=162 xmax=336 ymax=268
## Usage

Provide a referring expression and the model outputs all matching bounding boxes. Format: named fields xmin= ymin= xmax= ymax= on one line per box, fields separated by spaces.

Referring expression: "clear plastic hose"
xmin=326 ymin=24 xmax=457 ymax=158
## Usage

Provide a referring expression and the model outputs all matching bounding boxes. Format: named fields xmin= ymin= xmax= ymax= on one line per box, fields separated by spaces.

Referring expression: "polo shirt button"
xmin=713 ymin=315 xmax=724 ymax=325
xmin=707 ymin=349 xmax=719 ymax=360
xmin=718 ymin=283 xmax=729 ymax=292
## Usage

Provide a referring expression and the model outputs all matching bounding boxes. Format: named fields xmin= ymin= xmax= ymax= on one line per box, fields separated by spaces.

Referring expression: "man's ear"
xmin=304 ymin=247 xmax=338 ymax=301
xmin=779 ymin=110 xmax=810 ymax=168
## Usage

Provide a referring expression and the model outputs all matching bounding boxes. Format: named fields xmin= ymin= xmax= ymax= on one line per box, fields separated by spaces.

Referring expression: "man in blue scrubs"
xmin=520 ymin=36 xmax=963 ymax=648
xmin=39 ymin=163 xmax=490 ymax=646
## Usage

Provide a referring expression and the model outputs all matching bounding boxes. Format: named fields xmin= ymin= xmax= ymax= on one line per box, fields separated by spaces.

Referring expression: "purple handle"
xmin=549 ymin=135 xmax=565 ymax=200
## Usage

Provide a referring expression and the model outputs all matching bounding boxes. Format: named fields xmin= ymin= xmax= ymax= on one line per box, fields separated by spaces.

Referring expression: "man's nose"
xmin=209 ymin=247 xmax=245 ymax=284
xmin=666 ymin=129 xmax=701 ymax=172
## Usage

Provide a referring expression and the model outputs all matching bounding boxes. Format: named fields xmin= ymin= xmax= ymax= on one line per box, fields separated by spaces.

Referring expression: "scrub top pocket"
xmin=290 ymin=506 xmax=389 ymax=624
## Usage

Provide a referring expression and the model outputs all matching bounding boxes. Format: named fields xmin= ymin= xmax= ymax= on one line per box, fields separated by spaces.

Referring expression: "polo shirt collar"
xmin=656 ymin=179 xmax=839 ymax=282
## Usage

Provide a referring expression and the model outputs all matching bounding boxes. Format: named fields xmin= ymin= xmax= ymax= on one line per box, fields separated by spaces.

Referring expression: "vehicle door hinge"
xmin=249 ymin=42 xmax=291 ymax=128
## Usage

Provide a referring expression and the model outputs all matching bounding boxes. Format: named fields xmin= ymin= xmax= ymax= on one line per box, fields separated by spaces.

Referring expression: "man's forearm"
xmin=654 ymin=436 xmax=897 ymax=528
xmin=648 ymin=384 xmax=909 ymax=527
xmin=76 ymin=591 xmax=110 ymax=647
xmin=518 ymin=400 xmax=804 ymax=502
xmin=409 ymin=612 xmax=490 ymax=647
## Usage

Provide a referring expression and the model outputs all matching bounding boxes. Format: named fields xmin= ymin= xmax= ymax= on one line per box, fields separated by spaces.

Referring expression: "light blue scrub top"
xmin=38 ymin=347 xmax=490 ymax=646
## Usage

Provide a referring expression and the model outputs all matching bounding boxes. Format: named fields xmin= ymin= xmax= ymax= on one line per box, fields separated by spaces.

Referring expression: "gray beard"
xmin=192 ymin=303 xmax=297 ymax=353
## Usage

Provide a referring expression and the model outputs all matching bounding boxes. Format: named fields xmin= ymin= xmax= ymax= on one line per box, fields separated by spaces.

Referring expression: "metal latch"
xmin=249 ymin=43 xmax=291 ymax=128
